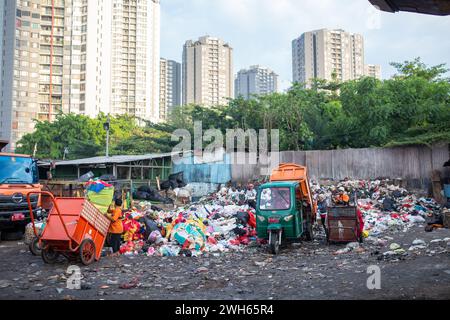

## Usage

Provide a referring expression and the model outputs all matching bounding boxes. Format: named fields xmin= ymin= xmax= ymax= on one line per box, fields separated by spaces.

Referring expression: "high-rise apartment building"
xmin=183 ymin=36 xmax=233 ymax=106
xmin=0 ymin=0 xmax=161 ymax=150
xmin=292 ymin=29 xmax=368 ymax=87
xmin=73 ymin=0 xmax=160 ymax=122
xmin=1 ymin=0 xmax=73 ymax=150
xmin=364 ymin=64 xmax=382 ymax=79
xmin=109 ymin=0 xmax=160 ymax=123
xmin=159 ymin=58 xmax=181 ymax=120
xmin=235 ymin=65 xmax=278 ymax=100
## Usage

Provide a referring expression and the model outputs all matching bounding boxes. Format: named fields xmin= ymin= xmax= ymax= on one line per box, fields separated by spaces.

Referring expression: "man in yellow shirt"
xmin=107 ymin=199 xmax=124 ymax=256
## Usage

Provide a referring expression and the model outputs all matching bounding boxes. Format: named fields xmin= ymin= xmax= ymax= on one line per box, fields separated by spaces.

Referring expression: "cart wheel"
xmin=80 ymin=239 xmax=96 ymax=266
xmin=269 ymin=232 xmax=280 ymax=255
xmin=41 ymin=247 xmax=59 ymax=264
xmin=29 ymin=237 xmax=41 ymax=256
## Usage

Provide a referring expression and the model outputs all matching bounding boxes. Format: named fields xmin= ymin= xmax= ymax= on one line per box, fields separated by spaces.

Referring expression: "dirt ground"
xmin=0 ymin=225 xmax=449 ymax=300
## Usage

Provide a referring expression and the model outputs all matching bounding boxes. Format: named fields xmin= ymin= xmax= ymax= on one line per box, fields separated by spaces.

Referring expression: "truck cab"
xmin=0 ymin=153 xmax=42 ymax=239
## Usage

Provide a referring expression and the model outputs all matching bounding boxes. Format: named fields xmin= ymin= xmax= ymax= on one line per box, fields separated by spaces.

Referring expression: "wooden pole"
xmin=156 ymin=176 xmax=161 ymax=191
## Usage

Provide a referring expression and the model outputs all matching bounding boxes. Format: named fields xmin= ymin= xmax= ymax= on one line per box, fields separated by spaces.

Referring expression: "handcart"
xmin=26 ymin=191 xmax=111 ymax=265
xmin=326 ymin=205 xmax=363 ymax=244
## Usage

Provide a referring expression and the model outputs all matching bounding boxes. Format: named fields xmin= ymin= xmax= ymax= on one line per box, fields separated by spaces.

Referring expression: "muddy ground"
xmin=0 ymin=225 xmax=449 ymax=300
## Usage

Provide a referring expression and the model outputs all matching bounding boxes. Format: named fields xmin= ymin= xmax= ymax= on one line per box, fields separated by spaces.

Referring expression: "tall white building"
xmin=292 ymin=29 xmax=375 ymax=87
xmin=235 ymin=65 xmax=278 ymax=100
xmin=108 ymin=0 xmax=160 ymax=122
xmin=0 ymin=0 xmax=161 ymax=150
xmin=183 ymin=36 xmax=234 ymax=106
xmin=80 ymin=0 xmax=160 ymax=122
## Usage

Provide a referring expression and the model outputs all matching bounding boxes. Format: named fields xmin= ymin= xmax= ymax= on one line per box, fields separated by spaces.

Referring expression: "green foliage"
xmin=16 ymin=114 xmax=176 ymax=159
xmin=391 ymin=57 xmax=449 ymax=82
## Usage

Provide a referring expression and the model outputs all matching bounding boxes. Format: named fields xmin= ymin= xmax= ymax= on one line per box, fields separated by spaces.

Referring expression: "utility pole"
xmin=104 ymin=114 xmax=111 ymax=157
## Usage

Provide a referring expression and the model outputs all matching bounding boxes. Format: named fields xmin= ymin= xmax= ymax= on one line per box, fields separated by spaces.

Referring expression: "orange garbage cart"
xmin=26 ymin=191 xmax=111 ymax=266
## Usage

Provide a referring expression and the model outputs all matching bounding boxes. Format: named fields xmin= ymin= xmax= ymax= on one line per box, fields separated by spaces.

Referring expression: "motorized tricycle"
xmin=256 ymin=164 xmax=316 ymax=254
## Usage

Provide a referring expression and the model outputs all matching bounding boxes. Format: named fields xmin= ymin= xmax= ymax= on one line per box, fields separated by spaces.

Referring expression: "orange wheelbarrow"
xmin=26 ymin=191 xmax=111 ymax=266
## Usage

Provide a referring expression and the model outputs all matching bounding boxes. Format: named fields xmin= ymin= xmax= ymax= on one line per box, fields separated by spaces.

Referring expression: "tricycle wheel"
xmin=304 ymin=221 xmax=314 ymax=241
xmin=269 ymin=232 xmax=280 ymax=255
xmin=80 ymin=239 xmax=96 ymax=266
xmin=29 ymin=237 xmax=41 ymax=256
xmin=41 ymin=246 xmax=59 ymax=264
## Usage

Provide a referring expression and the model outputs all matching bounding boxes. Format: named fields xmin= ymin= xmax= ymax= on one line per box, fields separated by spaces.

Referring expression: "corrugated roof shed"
xmin=41 ymin=152 xmax=176 ymax=167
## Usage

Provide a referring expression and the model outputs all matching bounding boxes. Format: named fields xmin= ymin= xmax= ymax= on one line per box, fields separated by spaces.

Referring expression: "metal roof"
xmin=369 ymin=0 xmax=450 ymax=16
xmin=43 ymin=152 xmax=177 ymax=167
xmin=0 ymin=140 xmax=9 ymax=150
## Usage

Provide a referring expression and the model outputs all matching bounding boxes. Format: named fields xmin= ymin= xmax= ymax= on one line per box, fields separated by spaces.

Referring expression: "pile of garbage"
xmin=311 ymin=179 xmax=444 ymax=236
xmin=114 ymin=178 xmax=445 ymax=257
xmin=133 ymin=172 xmax=193 ymax=204
xmin=118 ymin=186 xmax=259 ymax=257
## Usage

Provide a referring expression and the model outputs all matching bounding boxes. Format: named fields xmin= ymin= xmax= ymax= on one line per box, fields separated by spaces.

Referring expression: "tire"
xmin=1 ymin=230 xmax=24 ymax=241
xmin=269 ymin=232 xmax=280 ymax=255
xmin=42 ymin=246 xmax=60 ymax=264
xmin=304 ymin=220 xmax=314 ymax=241
xmin=79 ymin=239 xmax=96 ymax=266
xmin=29 ymin=237 xmax=42 ymax=256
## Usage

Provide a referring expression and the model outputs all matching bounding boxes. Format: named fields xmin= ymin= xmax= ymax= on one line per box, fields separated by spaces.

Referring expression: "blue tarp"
xmin=173 ymin=153 xmax=232 ymax=184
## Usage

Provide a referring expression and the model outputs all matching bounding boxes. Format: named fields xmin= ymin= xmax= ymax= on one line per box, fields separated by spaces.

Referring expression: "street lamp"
xmin=63 ymin=147 xmax=69 ymax=160
xmin=103 ymin=114 xmax=111 ymax=157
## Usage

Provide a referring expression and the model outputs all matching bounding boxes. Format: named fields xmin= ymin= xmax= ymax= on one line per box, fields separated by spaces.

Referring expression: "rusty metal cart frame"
xmin=326 ymin=205 xmax=363 ymax=244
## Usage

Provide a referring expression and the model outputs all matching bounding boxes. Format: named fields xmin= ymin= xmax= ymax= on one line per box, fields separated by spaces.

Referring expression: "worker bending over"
xmin=335 ymin=187 xmax=350 ymax=206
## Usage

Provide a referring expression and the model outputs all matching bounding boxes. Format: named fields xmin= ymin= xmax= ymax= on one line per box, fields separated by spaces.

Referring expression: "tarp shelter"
xmin=173 ymin=149 xmax=232 ymax=184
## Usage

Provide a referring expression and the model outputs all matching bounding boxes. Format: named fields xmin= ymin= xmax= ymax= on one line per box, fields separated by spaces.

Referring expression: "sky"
xmin=160 ymin=0 xmax=450 ymax=91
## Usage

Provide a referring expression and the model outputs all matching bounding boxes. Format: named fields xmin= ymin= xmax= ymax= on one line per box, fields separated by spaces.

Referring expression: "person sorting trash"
xmin=106 ymin=198 xmax=124 ymax=256
xmin=245 ymin=183 xmax=257 ymax=209
xmin=317 ymin=194 xmax=329 ymax=235
xmin=335 ymin=187 xmax=350 ymax=206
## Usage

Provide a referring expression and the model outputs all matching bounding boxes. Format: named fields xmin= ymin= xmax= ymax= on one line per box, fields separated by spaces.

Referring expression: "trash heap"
xmin=115 ymin=178 xmax=444 ymax=257
xmin=311 ymin=179 xmax=443 ymax=236
xmin=118 ymin=186 xmax=258 ymax=257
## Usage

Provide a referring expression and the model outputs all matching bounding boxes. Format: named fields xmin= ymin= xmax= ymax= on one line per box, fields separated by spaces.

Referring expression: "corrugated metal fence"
xmin=231 ymin=143 xmax=450 ymax=190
